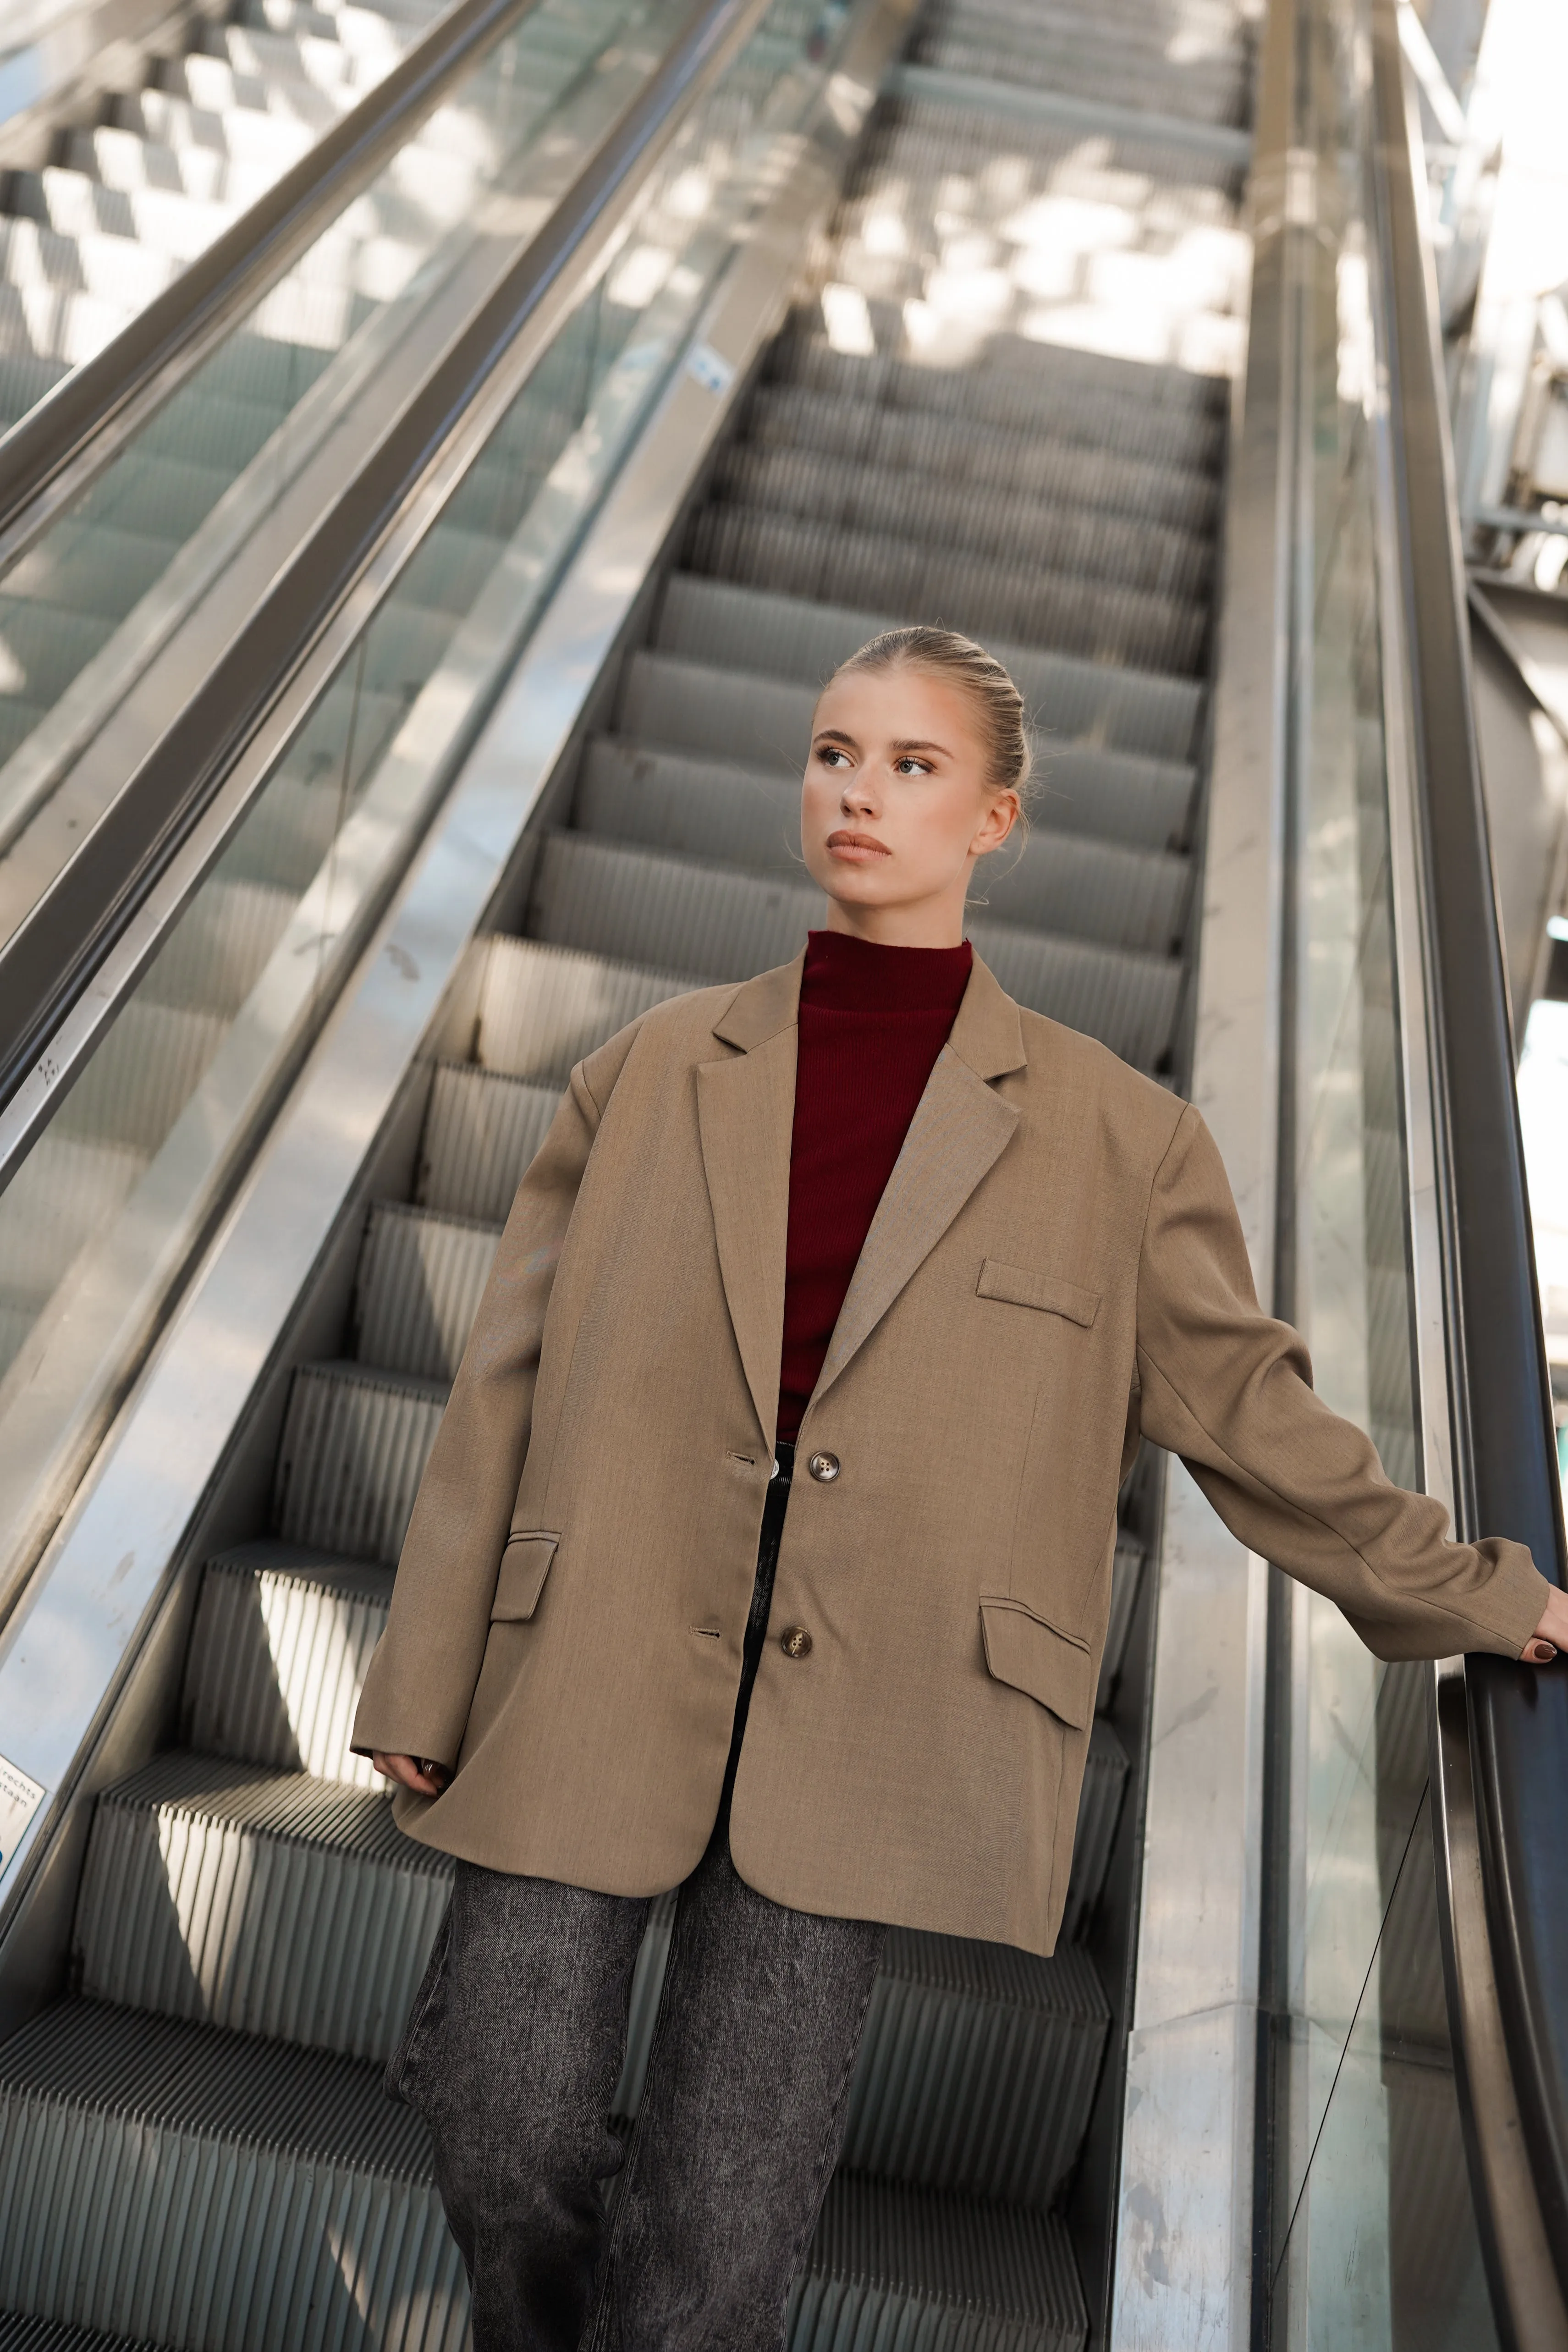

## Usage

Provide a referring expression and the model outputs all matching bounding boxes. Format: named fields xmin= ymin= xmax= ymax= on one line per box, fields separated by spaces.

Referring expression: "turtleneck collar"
xmin=799 ymin=928 xmax=973 ymax=1016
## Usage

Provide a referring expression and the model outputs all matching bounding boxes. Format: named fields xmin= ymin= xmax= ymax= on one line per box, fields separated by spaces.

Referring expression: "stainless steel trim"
xmin=0 ymin=0 xmax=906 ymax=1929
xmin=1370 ymin=0 xmax=1568 ymax=2335
xmin=1109 ymin=4 xmax=1294 ymax=2342
xmin=883 ymin=62 xmax=1254 ymax=165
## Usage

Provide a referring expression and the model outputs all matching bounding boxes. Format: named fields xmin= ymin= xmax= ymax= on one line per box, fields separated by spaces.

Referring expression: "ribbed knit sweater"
xmin=776 ymin=928 xmax=974 ymax=1443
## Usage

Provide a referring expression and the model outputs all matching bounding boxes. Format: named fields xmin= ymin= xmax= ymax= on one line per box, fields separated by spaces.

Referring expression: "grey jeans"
xmin=389 ymin=1448 xmax=886 ymax=2351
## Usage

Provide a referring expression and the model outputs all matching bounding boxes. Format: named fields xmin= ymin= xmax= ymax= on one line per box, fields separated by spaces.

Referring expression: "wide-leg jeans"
xmin=388 ymin=1442 xmax=886 ymax=2351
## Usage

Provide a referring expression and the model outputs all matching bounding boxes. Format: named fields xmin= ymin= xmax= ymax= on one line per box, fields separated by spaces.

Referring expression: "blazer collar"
xmin=709 ymin=942 xmax=1027 ymax=1076
xmin=700 ymin=947 xmax=1029 ymax=1439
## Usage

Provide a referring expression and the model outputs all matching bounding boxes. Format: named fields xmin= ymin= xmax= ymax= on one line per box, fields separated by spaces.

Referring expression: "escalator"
xmin=0 ymin=0 xmax=1562 ymax=2345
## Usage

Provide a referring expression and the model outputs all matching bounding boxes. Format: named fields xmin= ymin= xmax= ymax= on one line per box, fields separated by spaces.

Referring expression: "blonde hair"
xmin=824 ymin=626 xmax=1033 ymax=804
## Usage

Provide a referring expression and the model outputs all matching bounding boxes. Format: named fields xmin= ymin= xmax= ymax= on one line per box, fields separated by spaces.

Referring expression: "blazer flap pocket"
xmin=977 ymin=1258 xmax=1099 ymax=1327
xmin=492 ymin=1531 xmax=560 ymax=1622
xmin=979 ymin=1599 xmax=1095 ymax=1729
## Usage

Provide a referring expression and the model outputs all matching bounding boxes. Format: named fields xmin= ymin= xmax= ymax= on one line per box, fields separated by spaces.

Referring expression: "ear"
xmin=970 ymin=790 xmax=1020 ymax=858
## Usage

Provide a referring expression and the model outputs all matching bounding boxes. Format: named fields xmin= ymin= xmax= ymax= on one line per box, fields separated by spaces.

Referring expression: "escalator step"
xmin=650 ymin=580 xmax=1204 ymax=760
xmin=74 ymin=1755 xmax=448 ymax=2061
xmin=273 ymin=1361 xmax=447 ymax=1564
xmin=0 ymin=2001 xmax=467 ymax=2351
xmin=578 ymin=734 xmax=1190 ymax=954
xmin=416 ymin=1063 xmax=562 ymax=1223
xmin=532 ymin=832 xmax=1182 ymax=1066
xmin=687 ymin=504 xmax=1206 ymax=675
xmin=352 ymin=1202 xmax=501 ymax=1383
xmin=1060 ymin=1721 xmax=1128 ymax=1943
xmin=51 ymin=1000 xmax=229 ymax=1154
xmin=0 ymin=2319 xmax=167 ymax=2348
xmin=743 ymin=386 xmax=1220 ymax=532
xmin=770 ymin=333 xmax=1224 ymax=475
xmin=792 ymin=2173 xmax=1086 ymax=2350
xmin=183 ymin=1542 xmax=393 ymax=1783
xmin=471 ymin=935 xmax=699 ymax=1083
xmin=618 ymin=644 xmax=820 ymax=772
xmin=1097 ymin=1535 xmax=1145 ymax=1709
xmin=842 ymin=1933 xmax=1108 ymax=2206
xmin=529 ymin=828 xmax=820 ymax=980
xmin=712 ymin=443 xmax=1212 ymax=599
xmin=0 ymin=1134 xmax=146 ymax=1324
xmin=770 ymin=317 xmax=1225 ymax=424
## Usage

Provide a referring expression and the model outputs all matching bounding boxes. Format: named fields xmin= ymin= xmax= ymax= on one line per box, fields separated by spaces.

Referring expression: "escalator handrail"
xmin=0 ymin=0 xmax=770 ymax=1156
xmin=1369 ymin=0 xmax=1568 ymax=2303
xmin=0 ymin=0 xmax=548 ymax=559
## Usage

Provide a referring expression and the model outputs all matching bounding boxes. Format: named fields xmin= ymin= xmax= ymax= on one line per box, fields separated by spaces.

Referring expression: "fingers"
xmin=371 ymin=1750 xmax=448 ymax=1796
xmin=1522 ymin=1639 xmax=1559 ymax=1665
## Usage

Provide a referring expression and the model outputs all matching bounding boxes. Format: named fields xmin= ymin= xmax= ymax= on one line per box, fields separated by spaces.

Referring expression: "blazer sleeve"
xmin=1134 ymin=1101 xmax=1550 ymax=1661
xmin=351 ymin=1036 xmax=626 ymax=1766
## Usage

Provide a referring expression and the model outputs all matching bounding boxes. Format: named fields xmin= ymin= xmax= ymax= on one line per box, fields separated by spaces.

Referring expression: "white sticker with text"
xmin=686 ymin=342 xmax=735 ymax=397
xmin=0 ymin=1753 xmax=46 ymax=1873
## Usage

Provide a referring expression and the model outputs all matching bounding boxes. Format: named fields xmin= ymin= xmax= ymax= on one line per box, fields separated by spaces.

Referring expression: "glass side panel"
xmin=0 ymin=0 xmax=853 ymax=1603
xmin=1268 ymin=0 xmax=1497 ymax=2342
xmin=0 ymin=0 xmax=670 ymax=908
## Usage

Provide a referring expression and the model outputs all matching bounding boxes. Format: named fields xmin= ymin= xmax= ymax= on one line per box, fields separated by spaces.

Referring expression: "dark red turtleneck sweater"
xmin=776 ymin=928 xmax=973 ymax=1443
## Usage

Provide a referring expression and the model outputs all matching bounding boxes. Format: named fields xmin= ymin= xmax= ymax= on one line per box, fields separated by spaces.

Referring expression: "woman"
xmin=354 ymin=626 xmax=1563 ymax=2349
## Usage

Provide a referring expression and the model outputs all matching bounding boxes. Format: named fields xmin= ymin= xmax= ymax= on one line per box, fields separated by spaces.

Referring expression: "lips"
xmin=826 ymin=829 xmax=890 ymax=859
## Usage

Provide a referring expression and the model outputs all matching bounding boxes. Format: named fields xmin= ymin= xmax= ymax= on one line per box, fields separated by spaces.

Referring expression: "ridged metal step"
xmin=687 ymin=503 xmax=1206 ymax=674
xmin=470 ymin=934 xmax=699 ymax=1083
xmin=352 ymin=1202 xmax=501 ymax=1383
xmin=182 ymin=1542 xmax=394 ymax=1786
xmin=769 ymin=332 xmax=1226 ymax=475
xmin=744 ymin=385 xmax=1220 ymax=532
xmin=528 ymin=834 xmax=1182 ymax=1067
xmin=75 ymin=1754 xmax=449 ymax=2061
xmin=0 ymin=2320 xmax=165 ymax=2349
xmin=650 ymin=580 xmax=1205 ymax=762
xmin=792 ymin=2173 xmax=1087 ymax=2350
xmin=713 ymin=443 xmax=1212 ymax=599
xmin=272 ymin=1360 xmax=447 ymax=1564
xmin=415 ymin=1063 xmax=563 ymax=1222
xmin=583 ymin=724 xmax=1194 ymax=875
xmin=0 ymin=2001 xmax=467 ymax=2351
xmin=843 ymin=1932 xmax=1108 ymax=2205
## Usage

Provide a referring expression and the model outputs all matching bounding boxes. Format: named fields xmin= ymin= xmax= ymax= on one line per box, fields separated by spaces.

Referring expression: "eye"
xmin=893 ymin=755 xmax=932 ymax=776
xmin=816 ymin=745 xmax=851 ymax=768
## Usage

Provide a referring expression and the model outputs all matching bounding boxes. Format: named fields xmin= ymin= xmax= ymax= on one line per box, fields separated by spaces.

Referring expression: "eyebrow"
xmin=891 ymin=737 xmax=951 ymax=758
xmin=813 ymin=727 xmax=858 ymax=748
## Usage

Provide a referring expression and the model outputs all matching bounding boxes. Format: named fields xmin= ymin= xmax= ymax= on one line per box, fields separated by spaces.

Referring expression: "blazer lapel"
xmin=815 ymin=954 xmax=1026 ymax=1402
xmin=696 ymin=956 xmax=804 ymax=1444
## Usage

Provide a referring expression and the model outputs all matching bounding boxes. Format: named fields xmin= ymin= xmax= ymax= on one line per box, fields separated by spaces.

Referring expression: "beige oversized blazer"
xmin=352 ymin=950 xmax=1547 ymax=1955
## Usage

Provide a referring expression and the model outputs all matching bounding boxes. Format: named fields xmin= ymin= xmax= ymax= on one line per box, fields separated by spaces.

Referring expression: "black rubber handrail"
xmin=0 ymin=0 xmax=546 ymax=546
xmin=1370 ymin=0 xmax=1568 ymax=2308
xmin=0 ymin=0 xmax=762 ymax=1129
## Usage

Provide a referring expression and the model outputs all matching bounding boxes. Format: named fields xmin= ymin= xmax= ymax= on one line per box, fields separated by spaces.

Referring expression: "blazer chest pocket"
xmin=979 ymin=1597 xmax=1095 ymax=1729
xmin=491 ymin=1531 xmax=559 ymax=1622
xmin=977 ymin=1258 xmax=1099 ymax=1327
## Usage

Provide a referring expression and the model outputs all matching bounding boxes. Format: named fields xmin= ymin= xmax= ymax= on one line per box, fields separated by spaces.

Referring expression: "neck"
xmin=823 ymin=895 xmax=968 ymax=950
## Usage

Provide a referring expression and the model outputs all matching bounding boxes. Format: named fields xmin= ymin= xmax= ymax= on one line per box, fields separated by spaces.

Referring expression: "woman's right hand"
xmin=372 ymin=1751 xmax=450 ymax=1796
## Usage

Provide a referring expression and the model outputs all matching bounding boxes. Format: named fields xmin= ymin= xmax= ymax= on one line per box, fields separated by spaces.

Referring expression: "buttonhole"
xmin=729 ymin=1452 xmax=757 ymax=1466
xmin=693 ymin=1626 xmax=721 ymax=1639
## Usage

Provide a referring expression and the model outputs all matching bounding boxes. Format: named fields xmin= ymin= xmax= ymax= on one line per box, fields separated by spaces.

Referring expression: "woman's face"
xmin=800 ymin=663 xmax=1019 ymax=946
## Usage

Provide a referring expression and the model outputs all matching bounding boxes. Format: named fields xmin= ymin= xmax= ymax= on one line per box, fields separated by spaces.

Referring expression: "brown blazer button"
xmin=780 ymin=1625 xmax=813 ymax=1658
xmin=807 ymin=1451 xmax=840 ymax=1482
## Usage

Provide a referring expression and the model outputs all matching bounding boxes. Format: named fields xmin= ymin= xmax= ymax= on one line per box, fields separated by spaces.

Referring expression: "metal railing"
xmin=1368 ymin=0 xmax=1568 ymax=2330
